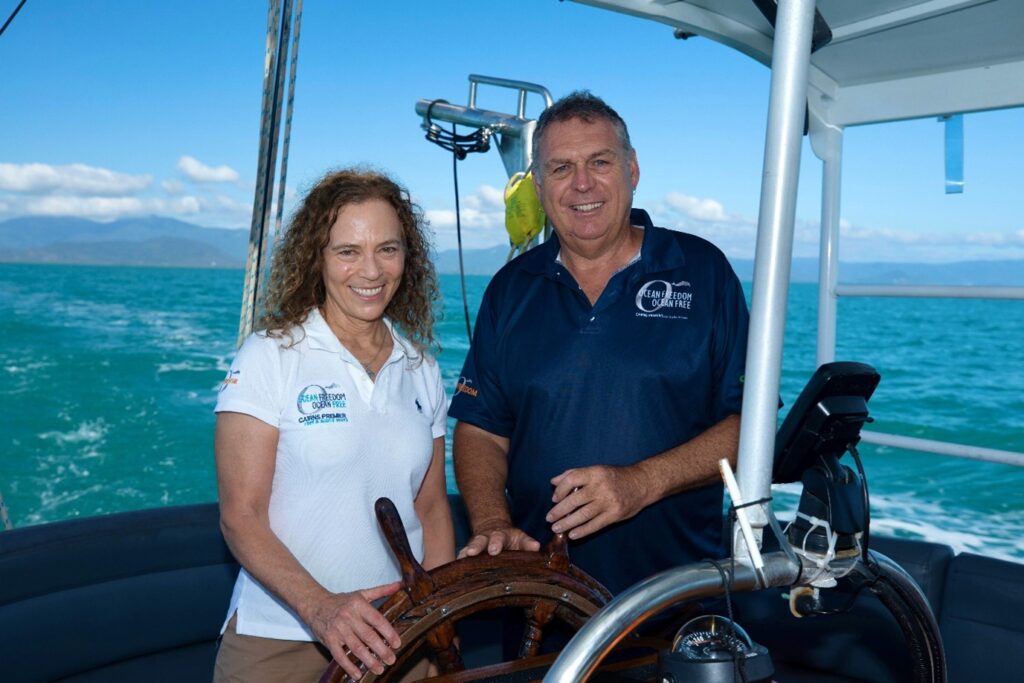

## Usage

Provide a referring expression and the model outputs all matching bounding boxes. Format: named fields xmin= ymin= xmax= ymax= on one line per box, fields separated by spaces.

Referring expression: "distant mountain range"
xmin=0 ymin=216 xmax=248 ymax=268
xmin=442 ymin=246 xmax=1024 ymax=285
xmin=2 ymin=216 xmax=1022 ymax=286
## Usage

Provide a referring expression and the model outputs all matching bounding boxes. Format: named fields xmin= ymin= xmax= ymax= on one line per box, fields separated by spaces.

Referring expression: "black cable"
xmin=733 ymin=496 xmax=772 ymax=511
xmin=853 ymin=553 xmax=947 ymax=682
xmin=450 ymin=122 xmax=473 ymax=344
xmin=849 ymin=443 xmax=871 ymax=561
xmin=422 ymin=100 xmax=493 ymax=345
xmin=706 ymin=559 xmax=748 ymax=683
xmin=424 ymin=99 xmax=492 ymax=159
xmin=800 ymin=440 xmax=879 ymax=618
xmin=0 ymin=0 xmax=28 ymax=37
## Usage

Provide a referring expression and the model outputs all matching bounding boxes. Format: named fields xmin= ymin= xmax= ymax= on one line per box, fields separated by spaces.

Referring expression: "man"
xmin=449 ymin=91 xmax=749 ymax=595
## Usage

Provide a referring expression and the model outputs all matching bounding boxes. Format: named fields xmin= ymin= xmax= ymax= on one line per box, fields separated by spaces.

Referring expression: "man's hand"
xmin=454 ymin=422 xmax=533 ymax=559
xmin=306 ymin=581 xmax=403 ymax=680
xmin=457 ymin=523 xmax=541 ymax=558
xmin=547 ymin=465 xmax=651 ymax=540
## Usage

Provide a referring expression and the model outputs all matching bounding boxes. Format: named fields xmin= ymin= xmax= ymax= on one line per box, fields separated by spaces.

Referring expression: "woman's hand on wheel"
xmin=308 ymin=581 xmax=403 ymax=680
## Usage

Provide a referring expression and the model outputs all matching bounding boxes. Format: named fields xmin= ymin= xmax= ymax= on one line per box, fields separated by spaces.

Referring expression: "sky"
xmin=2 ymin=0 xmax=1023 ymax=263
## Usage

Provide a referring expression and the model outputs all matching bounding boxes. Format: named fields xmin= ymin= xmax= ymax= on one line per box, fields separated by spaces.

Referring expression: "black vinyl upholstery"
xmin=0 ymin=497 xmax=488 ymax=681
xmin=0 ymin=504 xmax=237 ymax=683
xmin=940 ymin=551 xmax=1024 ymax=682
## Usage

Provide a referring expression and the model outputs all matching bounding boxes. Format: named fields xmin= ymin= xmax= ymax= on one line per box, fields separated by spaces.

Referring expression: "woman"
xmin=213 ymin=169 xmax=454 ymax=682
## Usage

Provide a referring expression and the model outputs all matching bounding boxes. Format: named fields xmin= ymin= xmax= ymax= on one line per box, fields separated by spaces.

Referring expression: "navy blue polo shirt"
xmin=450 ymin=209 xmax=749 ymax=594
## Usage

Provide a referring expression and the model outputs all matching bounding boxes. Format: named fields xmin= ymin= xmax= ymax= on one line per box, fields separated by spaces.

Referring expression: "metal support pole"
xmin=809 ymin=115 xmax=843 ymax=366
xmin=735 ymin=0 xmax=819 ymax=544
xmin=416 ymin=75 xmax=552 ymax=179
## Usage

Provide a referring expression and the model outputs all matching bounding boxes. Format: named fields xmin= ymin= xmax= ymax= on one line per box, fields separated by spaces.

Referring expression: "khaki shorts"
xmin=213 ymin=613 xmax=332 ymax=683
xmin=213 ymin=613 xmax=432 ymax=682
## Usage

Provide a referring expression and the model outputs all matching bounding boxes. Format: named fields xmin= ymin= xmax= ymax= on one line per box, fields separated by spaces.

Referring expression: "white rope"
xmin=237 ymin=0 xmax=299 ymax=347
xmin=261 ymin=0 xmax=303 ymax=309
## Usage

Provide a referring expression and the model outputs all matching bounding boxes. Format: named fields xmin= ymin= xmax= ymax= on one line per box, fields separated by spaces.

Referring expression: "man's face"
xmin=533 ymin=117 xmax=639 ymax=254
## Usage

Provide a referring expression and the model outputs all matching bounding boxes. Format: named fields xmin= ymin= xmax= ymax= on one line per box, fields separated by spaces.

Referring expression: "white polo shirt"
xmin=215 ymin=308 xmax=447 ymax=641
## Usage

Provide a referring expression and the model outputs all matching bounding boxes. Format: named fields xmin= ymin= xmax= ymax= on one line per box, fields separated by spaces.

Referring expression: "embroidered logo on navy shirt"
xmin=635 ymin=279 xmax=693 ymax=318
xmin=296 ymin=383 xmax=349 ymax=425
xmin=455 ymin=376 xmax=479 ymax=397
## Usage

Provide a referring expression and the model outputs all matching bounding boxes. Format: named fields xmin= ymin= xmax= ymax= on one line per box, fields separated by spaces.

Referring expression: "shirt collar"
xmin=302 ymin=307 xmax=417 ymax=361
xmin=523 ymin=208 xmax=685 ymax=278
xmin=633 ymin=208 xmax=686 ymax=276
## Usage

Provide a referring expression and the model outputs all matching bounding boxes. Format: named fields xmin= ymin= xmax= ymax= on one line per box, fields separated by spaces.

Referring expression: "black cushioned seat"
xmin=0 ymin=504 xmax=238 ymax=683
xmin=872 ymin=535 xmax=954 ymax=615
xmin=940 ymin=552 xmax=1024 ymax=682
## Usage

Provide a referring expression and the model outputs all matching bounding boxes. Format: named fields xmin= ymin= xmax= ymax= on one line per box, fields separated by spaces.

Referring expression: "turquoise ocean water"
xmin=2 ymin=263 xmax=1022 ymax=561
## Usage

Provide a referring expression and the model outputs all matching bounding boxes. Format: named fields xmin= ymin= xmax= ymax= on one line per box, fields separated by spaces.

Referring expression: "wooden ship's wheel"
xmin=318 ymin=497 xmax=613 ymax=683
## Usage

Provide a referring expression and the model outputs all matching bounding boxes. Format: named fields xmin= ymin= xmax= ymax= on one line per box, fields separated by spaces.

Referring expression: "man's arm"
xmin=453 ymin=421 xmax=541 ymax=557
xmin=546 ymin=414 xmax=740 ymax=540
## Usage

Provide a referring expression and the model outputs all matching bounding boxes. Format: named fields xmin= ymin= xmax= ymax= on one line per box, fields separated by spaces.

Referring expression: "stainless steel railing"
xmin=832 ymin=283 xmax=1024 ymax=467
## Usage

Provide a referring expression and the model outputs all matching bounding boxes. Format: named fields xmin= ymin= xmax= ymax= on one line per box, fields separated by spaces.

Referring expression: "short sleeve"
xmin=711 ymin=258 xmax=750 ymax=421
xmin=447 ymin=282 xmax=514 ymax=437
xmin=215 ymin=333 xmax=285 ymax=427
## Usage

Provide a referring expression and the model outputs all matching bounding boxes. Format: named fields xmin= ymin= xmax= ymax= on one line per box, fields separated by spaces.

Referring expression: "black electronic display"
xmin=773 ymin=361 xmax=880 ymax=485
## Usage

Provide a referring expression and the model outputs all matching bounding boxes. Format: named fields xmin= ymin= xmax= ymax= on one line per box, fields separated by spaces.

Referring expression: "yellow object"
xmin=504 ymin=171 xmax=546 ymax=251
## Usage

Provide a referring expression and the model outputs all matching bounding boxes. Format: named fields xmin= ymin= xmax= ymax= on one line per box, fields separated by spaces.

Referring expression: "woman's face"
xmin=320 ymin=198 xmax=405 ymax=329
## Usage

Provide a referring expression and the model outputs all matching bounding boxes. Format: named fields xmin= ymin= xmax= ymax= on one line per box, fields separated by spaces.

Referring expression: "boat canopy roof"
xmin=573 ymin=0 xmax=1024 ymax=126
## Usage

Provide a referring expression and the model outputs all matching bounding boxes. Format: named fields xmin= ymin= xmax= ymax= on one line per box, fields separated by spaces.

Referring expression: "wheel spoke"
xmin=321 ymin=498 xmax=613 ymax=682
xmin=427 ymin=620 xmax=465 ymax=673
xmin=519 ymin=599 xmax=559 ymax=658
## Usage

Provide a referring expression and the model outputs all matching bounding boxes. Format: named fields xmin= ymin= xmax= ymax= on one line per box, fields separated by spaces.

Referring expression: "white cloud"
xmin=662 ymin=192 xmax=729 ymax=222
xmin=0 ymin=162 xmax=151 ymax=195
xmin=650 ymin=192 xmax=757 ymax=257
xmin=426 ymin=208 xmax=507 ymax=250
xmin=964 ymin=229 xmax=1024 ymax=247
xmin=177 ymin=156 xmax=240 ymax=183
xmin=426 ymin=186 xmax=510 ymax=250
xmin=190 ymin=193 xmax=251 ymax=224
xmin=23 ymin=195 xmax=201 ymax=220
xmin=649 ymin=191 xmax=1024 ymax=262
xmin=208 ymin=193 xmax=249 ymax=213
xmin=472 ymin=184 xmax=506 ymax=210
xmin=0 ymin=160 xmax=251 ymax=227
xmin=426 ymin=206 xmax=502 ymax=229
xmin=835 ymin=221 xmax=1024 ymax=261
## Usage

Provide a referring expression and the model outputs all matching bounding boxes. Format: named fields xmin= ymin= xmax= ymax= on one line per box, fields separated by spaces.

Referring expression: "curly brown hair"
xmin=260 ymin=168 xmax=439 ymax=354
